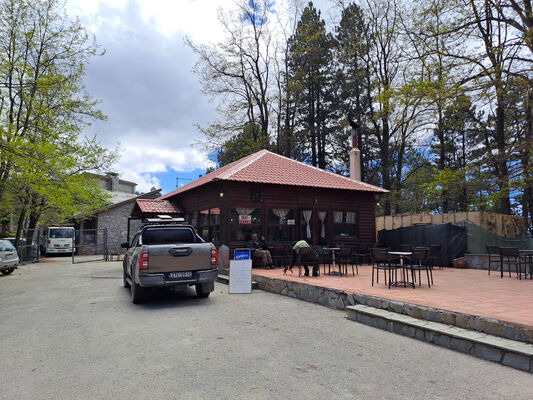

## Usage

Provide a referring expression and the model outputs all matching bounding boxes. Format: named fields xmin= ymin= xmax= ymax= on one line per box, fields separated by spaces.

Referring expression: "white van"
xmin=41 ymin=227 xmax=75 ymax=256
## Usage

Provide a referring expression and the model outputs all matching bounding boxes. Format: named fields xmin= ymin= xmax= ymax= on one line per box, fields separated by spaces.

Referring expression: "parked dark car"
xmin=0 ymin=239 xmax=19 ymax=275
xmin=1 ymin=237 xmax=38 ymax=260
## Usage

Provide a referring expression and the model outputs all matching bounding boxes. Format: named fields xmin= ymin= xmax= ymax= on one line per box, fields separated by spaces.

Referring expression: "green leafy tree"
xmin=0 ymin=0 xmax=116 ymax=240
xmin=216 ymin=122 xmax=269 ymax=167
xmin=426 ymin=94 xmax=483 ymax=212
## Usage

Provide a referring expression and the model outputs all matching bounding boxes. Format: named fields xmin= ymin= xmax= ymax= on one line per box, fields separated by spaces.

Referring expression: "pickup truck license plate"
xmin=168 ymin=272 xmax=192 ymax=279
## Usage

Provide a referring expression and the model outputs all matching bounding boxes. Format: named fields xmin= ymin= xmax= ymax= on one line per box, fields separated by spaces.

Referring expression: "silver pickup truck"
xmin=122 ymin=220 xmax=218 ymax=303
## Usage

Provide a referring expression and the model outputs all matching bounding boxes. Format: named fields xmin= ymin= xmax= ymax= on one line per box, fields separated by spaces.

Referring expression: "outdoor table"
xmin=323 ymin=247 xmax=342 ymax=276
xmin=388 ymin=251 xmax=413 ymax=287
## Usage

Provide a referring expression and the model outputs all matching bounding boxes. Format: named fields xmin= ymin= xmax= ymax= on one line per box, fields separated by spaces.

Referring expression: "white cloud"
xmin=67 ymin=0 xmax=236 ymax=42
xmin=117 ymin=145 xmax=214 ymax=173
xmin=114 ymin=144 xmax=214 ymax=192
xmin=122 ymin=172 xmax=161 ymax=193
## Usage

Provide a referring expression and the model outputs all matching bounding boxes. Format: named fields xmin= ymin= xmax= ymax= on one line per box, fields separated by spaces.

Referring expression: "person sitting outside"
xmin=247 ymin=233 xmax=273 ymax=269
xmin=285 ymin=240 xmax=319 ymax=277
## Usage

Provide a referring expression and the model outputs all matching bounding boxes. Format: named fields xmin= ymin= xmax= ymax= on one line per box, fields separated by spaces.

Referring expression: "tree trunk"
xmin=522 ymin=82 xmax=533 ymax=233
xmin=14 ymin=207 xmax=27 ymax=249
xmin=494 ymin=93 xmax=511 ymax=214
xmin=381 ymin=117 xmax=392 ymax=215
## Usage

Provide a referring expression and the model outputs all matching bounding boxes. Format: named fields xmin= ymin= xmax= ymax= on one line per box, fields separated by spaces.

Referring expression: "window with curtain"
xmin=267 ymin=209 xmax=295 ymax=242
xmin=317 ymin=211 xmax=328 ymax=245
xmin=230 ymin=207 xmax=261 ymax=242
xmin=300 ymin=210 xmax=312 ymax=240
xmin=333 ymin=211 xmax=358 ymax=237
xmin=230 ymin=207 xmax=261 ymax=224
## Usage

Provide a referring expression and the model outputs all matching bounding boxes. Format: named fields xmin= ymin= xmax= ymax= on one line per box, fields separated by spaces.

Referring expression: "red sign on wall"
xmin=239 ymin=215 xmax=252 ymax=224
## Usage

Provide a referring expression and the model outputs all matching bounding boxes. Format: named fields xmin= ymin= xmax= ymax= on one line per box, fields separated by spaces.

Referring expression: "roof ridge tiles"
xmin=159 ymin=150 xmax=261 ymax=199
xmin=266 ymin=151 xmax=387 ymax=192
xmin=221 ymin=149 xmax=269 ymax=180
xmin=161 ymin=149 xmax=388 ymax=198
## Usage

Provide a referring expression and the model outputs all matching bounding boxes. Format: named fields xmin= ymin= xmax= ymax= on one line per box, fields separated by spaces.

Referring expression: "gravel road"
xmin=1 ymin=258 xmax=532 ymax=400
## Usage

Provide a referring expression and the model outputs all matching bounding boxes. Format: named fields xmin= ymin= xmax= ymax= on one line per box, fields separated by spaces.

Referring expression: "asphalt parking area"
xmin=1 ymin=259 xmax=532 ymax=400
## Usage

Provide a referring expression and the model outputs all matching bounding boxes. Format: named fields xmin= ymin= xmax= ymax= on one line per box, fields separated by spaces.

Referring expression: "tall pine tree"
xmin=287 ymin=2 xmax=335 ymax=168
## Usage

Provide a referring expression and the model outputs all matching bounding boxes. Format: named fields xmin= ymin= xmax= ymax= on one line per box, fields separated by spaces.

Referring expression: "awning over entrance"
xmin=131 ymin=199 xmax=182 ymax=218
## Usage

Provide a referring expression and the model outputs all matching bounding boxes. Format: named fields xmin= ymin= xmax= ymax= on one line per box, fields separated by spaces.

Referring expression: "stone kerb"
xmin=354 ymin=293 xmax=533 ymax=346
xmin=252 ymin=274 xmax=533 ymax=346
xmin=346 ymin=305 xmax=533 ymax=373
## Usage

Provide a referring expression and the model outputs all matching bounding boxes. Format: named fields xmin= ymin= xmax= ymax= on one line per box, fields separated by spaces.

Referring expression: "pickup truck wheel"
xmin=131 ymin=282 xmax=146 ymax=304
xmin=1 ymin=268 xmax=14 ymax=275
xmin=195 ymin=284 xmax=210 ymax=298
xmin=123 ymin=268 xmax=130 ymax=288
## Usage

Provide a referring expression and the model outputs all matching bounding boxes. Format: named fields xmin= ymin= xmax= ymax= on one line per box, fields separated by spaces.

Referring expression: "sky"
xmin=66 ymin=0 xmax=334 ymax=195
xmin=66 ymin=0 xmax=239 ymax=194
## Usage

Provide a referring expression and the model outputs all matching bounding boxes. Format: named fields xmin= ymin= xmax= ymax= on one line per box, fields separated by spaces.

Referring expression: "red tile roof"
xmin=136 ymin=199 xmax=182 ymax=214
xmin=161 ymin=150 xmax=388 ymax=199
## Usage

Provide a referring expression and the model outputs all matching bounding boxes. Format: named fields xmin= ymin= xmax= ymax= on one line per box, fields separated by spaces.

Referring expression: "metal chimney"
xmin=348 ymin=118 xmax=361 ymax=181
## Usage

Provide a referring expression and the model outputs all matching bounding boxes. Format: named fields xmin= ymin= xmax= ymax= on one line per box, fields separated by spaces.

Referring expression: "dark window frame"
xmin=266 ymin=208 xmax=296 ymax=242
xmin=333 ymin=210 xmax=359 ymax=238
xmin=229 ymin=205 xmax=262 ymax=243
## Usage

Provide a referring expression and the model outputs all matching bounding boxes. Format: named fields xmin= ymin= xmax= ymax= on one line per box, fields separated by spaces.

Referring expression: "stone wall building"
xmin=76 ymin=173 xmax=160 ymax=256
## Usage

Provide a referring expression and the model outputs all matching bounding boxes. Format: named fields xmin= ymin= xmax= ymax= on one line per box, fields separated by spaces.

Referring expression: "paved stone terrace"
xmin=254 ymin=265 xmax=533 ymax=330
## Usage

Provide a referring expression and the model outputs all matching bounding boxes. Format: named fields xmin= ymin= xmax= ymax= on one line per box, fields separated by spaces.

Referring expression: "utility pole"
xmin=176 ymin=177 xmax=192 ymax=188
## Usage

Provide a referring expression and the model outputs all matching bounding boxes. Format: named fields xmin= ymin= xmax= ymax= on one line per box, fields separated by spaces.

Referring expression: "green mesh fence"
xmin=457 ymin=221 xmax=533 ymax=254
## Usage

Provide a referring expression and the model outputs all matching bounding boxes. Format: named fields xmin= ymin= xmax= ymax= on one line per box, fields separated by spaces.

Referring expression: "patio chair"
xmin=412 ymin=246 xmax=433 ymax=283
xmin=428 ymin=244 xmax=442 ymax=270
xmin=499 ymin=247 xmax=522 ymax=279
xmin=485 ymin=246 xmax=501 ymax=276
xmin=351 ymin=242 xmax=368 ymax=266
xmin=297 ymin=247 xmax=320 ymax=277
xmin=521 ymin=251 xmax=533 ymax=279
xmin=252 ymin=256 xmax=265 ymax=269
xmin=270 ymin=244 xmax=290 ymax=269
xmin=407 ymin=247 xmax=432 ymax=288
xmin=338 ymin=247 xmax=358 ymax=276
xmin=370 ymin=248 xmax=401 ymax=289
xmin=314 ymin=246 xmax=332 ymax=275
xmin=400 ymin=244 xmax=412 ymax=252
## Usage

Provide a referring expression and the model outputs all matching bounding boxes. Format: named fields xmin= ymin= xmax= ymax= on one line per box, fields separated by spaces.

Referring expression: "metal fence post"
xmin=104 ymin=228 xmax=108 ymax=261
xmin=36 ymin=228 xmax=40 ymax=262
xmin=72 ymin=230 xmax=75 ymax=264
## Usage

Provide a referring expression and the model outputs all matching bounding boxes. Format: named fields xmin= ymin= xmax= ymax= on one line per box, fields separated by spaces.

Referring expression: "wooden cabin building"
xmin=160 ymin=150 xmax=387 ymax=251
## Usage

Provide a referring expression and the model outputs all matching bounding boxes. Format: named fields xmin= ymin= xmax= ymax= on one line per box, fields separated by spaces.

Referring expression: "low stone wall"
xmin=253 ymin=275 xmax=356 ymax=310
xmin=464 ymin=254 xmax=492 ymax=270
xmin=460 ymin=254 xmax=522 ymax=271
xmin=253 ymin=274 xmax=533 ymax=345
xmin=355 ymin=293 xmax=533 ymax=345
xmin=347 ymin=305 xmax=533 ymax=373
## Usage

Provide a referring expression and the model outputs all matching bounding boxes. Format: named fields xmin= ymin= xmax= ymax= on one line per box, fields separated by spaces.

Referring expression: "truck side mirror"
xmin=121 ymin=242 xmax=130 ymax=249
